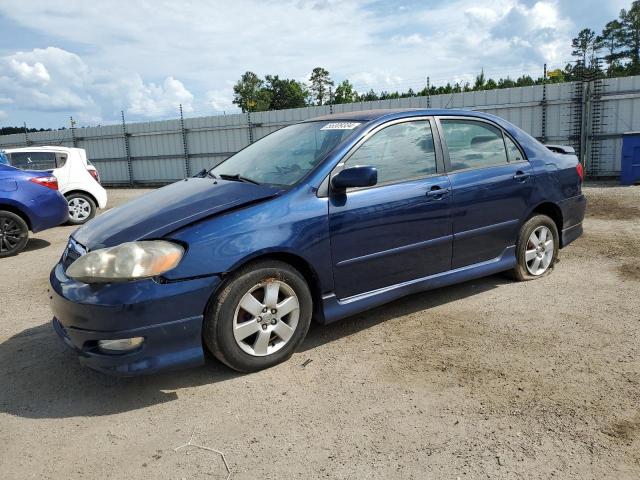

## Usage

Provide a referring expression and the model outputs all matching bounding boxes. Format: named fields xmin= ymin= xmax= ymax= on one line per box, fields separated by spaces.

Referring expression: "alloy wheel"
xmin=233 ymin=280 xmax=300 ymax=356
xmin=68 ymin=197 xmax=92 ymax=222
xmin=0 ymin=215 xmax=25 ymax=254
xmin=525 ymin=226 xmax=554 ymax=276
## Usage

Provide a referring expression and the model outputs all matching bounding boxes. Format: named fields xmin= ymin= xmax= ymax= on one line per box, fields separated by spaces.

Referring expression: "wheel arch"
xmin=219 ymin=251 xmax=326 ymax=324
xmin=0 ymin=203 xmax=32 ymax=231
xmin=526 ymin=202 xmax=563 ymax=246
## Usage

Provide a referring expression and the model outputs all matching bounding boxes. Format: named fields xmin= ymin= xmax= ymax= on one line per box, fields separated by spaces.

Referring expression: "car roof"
xmin=306 ymin=108 xmax=495 ymax=122
xmin=3 ymin=145 xmax=80 ymax=153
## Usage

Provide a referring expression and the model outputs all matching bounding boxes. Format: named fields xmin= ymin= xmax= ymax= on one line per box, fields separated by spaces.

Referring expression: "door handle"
xmin=513 ymin=171 xmax=530 ymax=181
xmin=426 ymin=186 xmax=449 ymax=199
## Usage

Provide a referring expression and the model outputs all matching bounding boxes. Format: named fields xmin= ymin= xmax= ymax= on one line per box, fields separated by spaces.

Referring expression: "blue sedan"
xmin=1 ymin=163 xmax=69 ymax=257
xmin=50 ymin=109 xmax=586 ymax=375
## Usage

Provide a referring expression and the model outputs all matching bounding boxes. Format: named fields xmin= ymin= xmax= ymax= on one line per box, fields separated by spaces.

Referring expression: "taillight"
xmin=30 ymin=176 xmax=59 ymax=190
xmin=88 ymin=168 xmax=100 ymax=183
xmin=576 ymin=163 xmax=584 ymax=182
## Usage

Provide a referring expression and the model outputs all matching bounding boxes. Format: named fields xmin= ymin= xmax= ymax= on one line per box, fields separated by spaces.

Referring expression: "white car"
xmin=3 ymin=146 xmax=107 ymax=225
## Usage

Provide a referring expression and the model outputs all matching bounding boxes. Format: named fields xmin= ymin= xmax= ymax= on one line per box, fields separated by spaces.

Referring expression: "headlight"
xmin=66 ymin=241 xmax=184 ymax=283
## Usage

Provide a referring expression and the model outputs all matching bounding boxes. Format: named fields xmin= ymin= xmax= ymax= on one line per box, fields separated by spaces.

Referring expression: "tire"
xmin=66 ymin=193 xmax=96 ymax=225
xmin=203 ymin=260 xmax=313 ymax=372
xmin=0 ymin=210 xmax=29 ymax=258
xmin=509 ymin=214 xmax=559 ymax=281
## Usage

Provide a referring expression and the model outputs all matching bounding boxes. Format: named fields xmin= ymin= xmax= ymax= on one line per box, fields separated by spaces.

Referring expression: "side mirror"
xmin=331 ymin=166 xmax=378 ymax=190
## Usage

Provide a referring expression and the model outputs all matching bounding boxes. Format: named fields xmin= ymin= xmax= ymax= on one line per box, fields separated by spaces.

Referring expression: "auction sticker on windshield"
xmin=320 ymin=122 xmax=361 ymax=130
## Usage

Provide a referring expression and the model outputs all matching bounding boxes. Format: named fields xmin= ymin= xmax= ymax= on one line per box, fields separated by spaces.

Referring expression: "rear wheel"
xmin=0 ymin=210 xmax=29 ymax=257
xmin=203 ymin=260 xmax=313 ymax=372
xmin=509 ymin=214 xmax=559 ymax=281
xmin=66 ymin=193 xmax=96 ymax=225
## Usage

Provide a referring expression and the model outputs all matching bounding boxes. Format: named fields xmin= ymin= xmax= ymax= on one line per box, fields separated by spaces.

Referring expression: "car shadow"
xmin=301 ymin=273 xmax=509 ymax=352
xmin=22 ymin=238 xmax=51 ymax=252
xmin=0 ymin=274 xmax=508 ymax=420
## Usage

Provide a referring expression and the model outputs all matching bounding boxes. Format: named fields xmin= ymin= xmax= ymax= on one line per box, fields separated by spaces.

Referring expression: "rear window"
xmin=9 ymin=151 xmax=57 ymax=170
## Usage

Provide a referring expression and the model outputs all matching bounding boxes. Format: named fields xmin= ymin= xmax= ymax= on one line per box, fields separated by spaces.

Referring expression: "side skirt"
xmin=320 ymin=246 xmax=516 ymax=325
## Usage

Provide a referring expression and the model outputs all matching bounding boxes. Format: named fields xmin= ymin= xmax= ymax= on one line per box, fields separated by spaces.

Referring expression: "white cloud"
xmin=0 ymin=0 xmax=582 ymax=126
xmin=0 ymin=47 xmax=194 ymax=121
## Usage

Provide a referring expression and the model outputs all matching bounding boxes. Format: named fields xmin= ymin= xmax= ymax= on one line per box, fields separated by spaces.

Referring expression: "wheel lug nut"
xmin=261 ymin=324 xmax=268 ymax=330
xmin=262 ymin=307 xmax=268 ymax=313
xmin=271 ymin=319 xmax=277 ymax=325
xmin=271 ymin=309 xmax=277 ymax=314
xmin=257 ymin=316 xmax=262 ymax=322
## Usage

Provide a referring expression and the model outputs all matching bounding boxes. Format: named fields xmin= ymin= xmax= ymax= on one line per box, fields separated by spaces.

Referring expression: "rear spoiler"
xmin=545 ymin=144 xmax=576 ymax=155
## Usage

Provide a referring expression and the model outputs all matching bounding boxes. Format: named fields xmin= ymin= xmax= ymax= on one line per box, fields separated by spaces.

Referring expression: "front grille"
xmin=62 ymin=238 xmax=86 ymax=270
xmin=62 ymin=248 xmax=81 ymax=270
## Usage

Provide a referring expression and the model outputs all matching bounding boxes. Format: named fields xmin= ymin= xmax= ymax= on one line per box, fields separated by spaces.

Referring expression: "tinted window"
xmin=9 ymin=152 xmax=57 ymax=170
xmin=345 ymin=120 xmax=437 ymax=184
xmin=440 ymin=120 xmax=508 ymax=171
xmin=505 ymin=136 xmax=524 ymax=162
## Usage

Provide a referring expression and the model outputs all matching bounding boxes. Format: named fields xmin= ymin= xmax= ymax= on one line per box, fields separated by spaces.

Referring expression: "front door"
xmin=329 ymin=118 xmax=453 ymax=299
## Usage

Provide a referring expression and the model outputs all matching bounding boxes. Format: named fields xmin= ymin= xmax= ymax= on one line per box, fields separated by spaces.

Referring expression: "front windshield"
xmin=210 ymin=121 xmax=361 ymax=186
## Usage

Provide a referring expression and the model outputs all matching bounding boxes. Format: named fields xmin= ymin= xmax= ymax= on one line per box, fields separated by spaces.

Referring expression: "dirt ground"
xmin=1 ymin=184 xmax=639 ymax=480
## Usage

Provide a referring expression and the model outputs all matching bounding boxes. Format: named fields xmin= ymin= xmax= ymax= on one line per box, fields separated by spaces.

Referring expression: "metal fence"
xmin=3 ymin=75 xmax=640 ymax=183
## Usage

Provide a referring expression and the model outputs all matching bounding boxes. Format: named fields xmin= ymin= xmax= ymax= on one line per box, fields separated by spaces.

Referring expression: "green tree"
xmin=360 ymin=89 xmax=378 ymax=101
xmin=309 ymin=67 xmax=334 ymax=105
xmin=474 ymin=69 xmax=486 ymax=90
xmin=620 ymin=2 xmax=640 ymax=73
xmin=264 ymin=75 xmax=309 ymax=110
xmin=334 ymin=80 xmax=358 ymax=104
xmin=571 ymin=28 xmax=597 ymax=68
xmin=596 ymin=20 xmax=625 ymax=71
xmin=232 ymin=71 xmax=270 ymax=112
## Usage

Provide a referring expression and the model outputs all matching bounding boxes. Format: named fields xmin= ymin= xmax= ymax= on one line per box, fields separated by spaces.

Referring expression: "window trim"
xmin=320 ymin=116 xmax=445 ymax=196
xmin=434 ymin=116 xmax=528 ymax=174
xmin=502 ymin=132 xmax=526 ymax=163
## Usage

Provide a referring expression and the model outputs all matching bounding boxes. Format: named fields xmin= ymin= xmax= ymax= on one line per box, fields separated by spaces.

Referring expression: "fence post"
xmin=329 ymin=87 xmax=333 ymax=114
xmin=179 ymin=104 xmax=191 ymax=177
xmin=541 ymin=64 xmax=547 ymax=144
xmin=70 ymin=116 xmax=78 ymax=147
xmin=426 ymin=77 xmax=431 ymax=108
xmin=121 ymin=111 xmax=133 ymax=185
xmin=23 ymin=122 xmax=31 ymax=146
xmin=247 ymin=111 xmax=254 ymax=144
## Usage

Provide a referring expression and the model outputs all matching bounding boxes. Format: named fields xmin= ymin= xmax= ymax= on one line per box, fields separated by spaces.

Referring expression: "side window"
xmin=505 ymin=136 xmax=524 ymax=162
xmin=440 ymin=120 xmax=508 ymax=171
xmin=345 ymin=120 xmax=437 ymax=184
xmin=56 ymin=153 xmax=68 ymax=168
xmin=8 ymin=152 xmax=57 ymax=170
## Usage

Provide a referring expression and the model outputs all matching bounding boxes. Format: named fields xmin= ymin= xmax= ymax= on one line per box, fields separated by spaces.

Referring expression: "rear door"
xmin=328 ymin=117 xmax=452 ymax=299
xmin=436 ymin=117 xmax=534 ymax=269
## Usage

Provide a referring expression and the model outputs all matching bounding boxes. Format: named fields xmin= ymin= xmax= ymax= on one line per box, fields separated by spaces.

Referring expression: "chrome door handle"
xmin=426 ymin=186 xmax=450 ymax=199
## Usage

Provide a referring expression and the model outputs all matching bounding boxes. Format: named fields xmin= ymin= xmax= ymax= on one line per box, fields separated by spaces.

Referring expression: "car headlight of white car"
xmin=66 ymin=240 xmax=184 ymax=283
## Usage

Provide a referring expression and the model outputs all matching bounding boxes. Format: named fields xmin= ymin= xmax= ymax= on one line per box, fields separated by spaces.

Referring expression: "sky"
xmin=0 ymin=0 xmax=630 ymax=128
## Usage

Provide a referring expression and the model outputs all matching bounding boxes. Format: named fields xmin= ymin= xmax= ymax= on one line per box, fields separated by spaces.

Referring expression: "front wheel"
xmin=509 ymin=214 xmax=559 ymax=281
xmin=203 ymin=260 xmax=313 ymax=372
xmin=66 ymin=193 xmax=96 ymax=225
xmin=0 ymin=210 xmax=29 ymax=258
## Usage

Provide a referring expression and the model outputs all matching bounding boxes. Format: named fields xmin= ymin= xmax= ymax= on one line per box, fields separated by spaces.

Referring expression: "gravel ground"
xmin=1 ymin=184 xmax=639 ymax=479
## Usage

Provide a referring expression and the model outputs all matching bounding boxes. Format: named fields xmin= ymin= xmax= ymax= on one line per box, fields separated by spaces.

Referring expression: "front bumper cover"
xmin=50 ymin=263 xmax=221 ymax=376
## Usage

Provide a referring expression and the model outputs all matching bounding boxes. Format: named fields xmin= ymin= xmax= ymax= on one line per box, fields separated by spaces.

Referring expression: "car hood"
xmin=72 ymin=178 xmax=281 ymax=250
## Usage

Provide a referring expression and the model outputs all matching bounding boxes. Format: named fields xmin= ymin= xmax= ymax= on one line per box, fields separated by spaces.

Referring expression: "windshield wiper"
xmin=218 ymin=173 xmax=261 ymax=185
